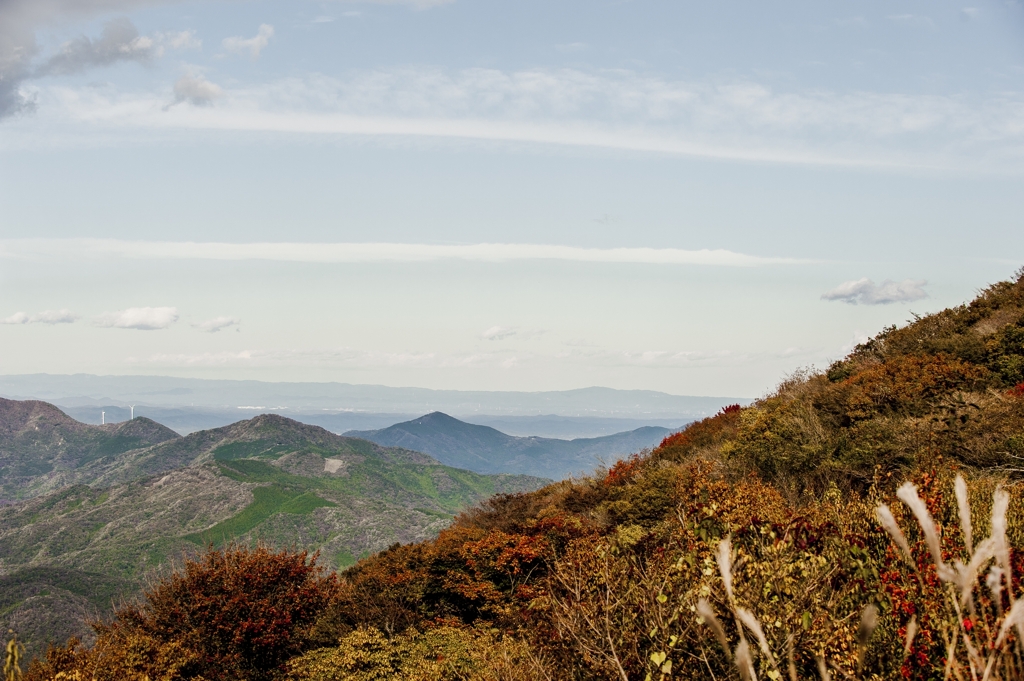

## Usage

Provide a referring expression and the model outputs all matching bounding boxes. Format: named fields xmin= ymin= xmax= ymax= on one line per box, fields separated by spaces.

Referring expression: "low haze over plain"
xmin=1 ymin=0 xmax=1022 ymax=396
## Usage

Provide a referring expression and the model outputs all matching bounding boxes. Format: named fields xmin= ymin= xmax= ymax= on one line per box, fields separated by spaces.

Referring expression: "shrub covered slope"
xmin=18 ymin=270 xmax=1024 ymax=680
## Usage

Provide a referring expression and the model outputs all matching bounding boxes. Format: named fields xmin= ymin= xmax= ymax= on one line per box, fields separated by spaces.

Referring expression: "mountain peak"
xmin=346 ymin=412 xmax=672 ymax=478
xmin=0 ymin=397 xmax=81 ymax=436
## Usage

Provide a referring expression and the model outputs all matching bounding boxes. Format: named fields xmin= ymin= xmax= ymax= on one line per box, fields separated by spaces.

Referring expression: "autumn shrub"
xmin=544 ymin=462 xmax=894 ymax=680
xmin=286 ymin=625 xmax=548 ymax=681
xmin=27 ymin=545 xmax=338 ymax=681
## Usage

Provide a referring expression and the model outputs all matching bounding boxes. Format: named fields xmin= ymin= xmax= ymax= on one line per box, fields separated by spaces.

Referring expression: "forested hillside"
xmin=16 ymin=269 xmax=1024 ymax=680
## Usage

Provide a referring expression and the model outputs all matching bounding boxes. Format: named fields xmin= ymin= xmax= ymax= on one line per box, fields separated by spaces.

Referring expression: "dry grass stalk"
xmin=4 ymin=631 xmax=23 ymax=681
xmin=698 ymin=474 xmax=1024 ymax=680
xmin=878 ymin=475 xmax=1024 ymax=681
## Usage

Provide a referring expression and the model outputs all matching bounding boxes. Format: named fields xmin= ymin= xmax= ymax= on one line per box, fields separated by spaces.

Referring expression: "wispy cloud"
xmin=480 ymin=326 xmax=546 ymax=341
xmin=339 ymin=0 xmax=456 ymax=8
xmin=222 ymin=24 xmax=274 ymax=59
xmin=96 ymin=306 xmax=179 ymax=330
xmin=554 ymin=344 xmax=819 ymax=368
xmin=193 ymin=316 xmax=240 ymax=332
xmin=821 ymin=278 xmax=928 ymax=305
xmin=887 ymin=13 xmax=935 ymax=27
xmin=2 ymin=309 xmax=78 ymax=325
xmin=123 ymin=339 xmax=814 ymax=372
xmin=481 ymin=325 xmax=517 ymax=341
xmin=0 ymin=239 xmax=808 ymax=267
xmin=35 ymin=18 xmax=158 ymax=76
xmin=15 ymin=67 xmax=1024 ymax=170
xmin=161 ymin=29 xmax=201 ymax=50
xmin=132 ymin=347 xmax=516 ymax=369
xmin=555 ymin=42 xmax=587 ymax=53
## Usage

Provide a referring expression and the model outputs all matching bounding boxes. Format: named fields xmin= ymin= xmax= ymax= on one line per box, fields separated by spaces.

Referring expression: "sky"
xmin=0 ymin=0 xmax=1022 ymax=397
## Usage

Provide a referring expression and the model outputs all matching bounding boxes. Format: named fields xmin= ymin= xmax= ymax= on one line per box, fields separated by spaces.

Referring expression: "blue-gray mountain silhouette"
xmin=345 ymin=411 xmax=679 ymax=479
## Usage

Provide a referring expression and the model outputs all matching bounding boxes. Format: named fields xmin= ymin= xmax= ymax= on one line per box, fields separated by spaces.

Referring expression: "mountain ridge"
xmin=0 ymin=401 xmax=550 ymax=659
xmin=0 ymin=374 xmax=747 ymax=418
xmin=345 ymin=410 xmax=678 ymax=478
xmin=0 ymin=397 xmax=180 ymax=501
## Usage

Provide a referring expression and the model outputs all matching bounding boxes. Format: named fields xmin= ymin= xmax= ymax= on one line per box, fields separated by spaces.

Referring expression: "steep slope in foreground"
xmin=294 ymin=270 xmax=1024 ymax=679
xmin=0 ymin=410 xmax=547 ymax=660
xmin=0 ymin=398 xmax=179 ymax=501
xmin=346 ymin=411 xmax=676 ymax=478
xmin=22 ymin=271 xmax=1024 ymax=681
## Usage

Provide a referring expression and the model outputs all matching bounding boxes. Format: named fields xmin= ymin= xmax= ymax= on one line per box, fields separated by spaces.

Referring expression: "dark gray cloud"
xmin=0 ymin=0 xmax=180 ymax=118
xmin=821 ymin=278 xmax=928 ymax=305
xmin=36 ymin=17 xmax=157 ymax=76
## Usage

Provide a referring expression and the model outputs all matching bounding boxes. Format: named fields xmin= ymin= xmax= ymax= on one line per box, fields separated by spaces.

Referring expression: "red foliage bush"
xmin=603 ymin=453 xmax=643 ymax=486
xmin=116 ymin=544 xmax=338 ymax=680
xmin=1008 ymin=382 xmax=1024 ymax=398
xmin=654 ymin=403 xmax=744 ymax=458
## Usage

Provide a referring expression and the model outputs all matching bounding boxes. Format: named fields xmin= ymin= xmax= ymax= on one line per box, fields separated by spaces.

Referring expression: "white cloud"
xmin=2 ymin=312 xmax=28 ymax=325
xmin=1 ymin=309 xmax=78 ymax=324
xmin=821 ymin=278 xmax=928 ymax=305
xmin=171 ymin=73 xmax=222 ymax=106
xmin=97 ymin=306 xmax=179 ymax=329
xmin=313 ymin=16 xmax=335 ymax=23
xmin=481 ymin=325 xmax=517 ymax=341
xmin=30 ymin=308 xmax=79 ymax=324
xmin=193 ymin=316 xmax=240 ymax=332
xmin=222 ymin=24 xmax=274 ymax=59
xmin=961 ymin=7 xmax=980 ymax=20
xmin=0 ymin=239 xmax=809 ymax=267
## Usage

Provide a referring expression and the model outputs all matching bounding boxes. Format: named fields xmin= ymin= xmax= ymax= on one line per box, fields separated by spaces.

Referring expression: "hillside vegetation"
xmin=0 ymin=413 xmax=546 ymax=662
xmin=0 ymin=400 xmax=178 ymax=501
xmin=14 ymin=269 xmax=1024 ymax=681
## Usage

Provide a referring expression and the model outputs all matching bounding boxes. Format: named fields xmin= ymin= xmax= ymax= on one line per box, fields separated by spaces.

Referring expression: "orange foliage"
xmin=838 ymin=353 xmax=987 ymax=419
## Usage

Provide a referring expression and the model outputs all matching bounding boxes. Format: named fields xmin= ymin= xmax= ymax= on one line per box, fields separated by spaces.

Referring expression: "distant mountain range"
xmin=346 ymin=411 xmax=677 ymax=479
xmin=0 ymin=373 xmax=748 ymax=419
xmin=0 ymin=398 xmax=545 ymax=658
